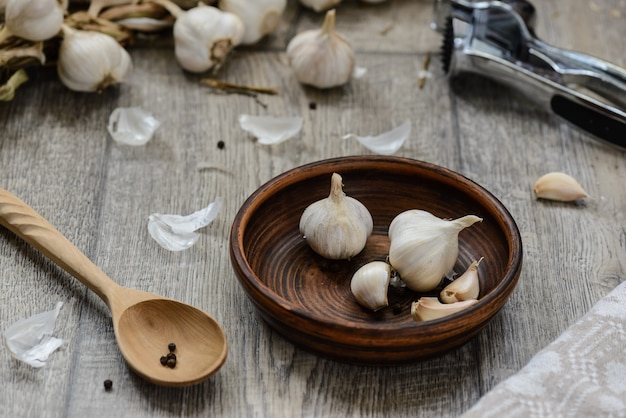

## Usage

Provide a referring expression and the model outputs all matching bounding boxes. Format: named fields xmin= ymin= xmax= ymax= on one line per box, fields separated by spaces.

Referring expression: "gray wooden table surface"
xmin=1 ymin=1 xmax=625 ymax=417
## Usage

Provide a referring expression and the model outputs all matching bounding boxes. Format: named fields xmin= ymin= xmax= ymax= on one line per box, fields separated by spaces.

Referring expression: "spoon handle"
xmin=0 ymin=189 xmax=117 ymax=306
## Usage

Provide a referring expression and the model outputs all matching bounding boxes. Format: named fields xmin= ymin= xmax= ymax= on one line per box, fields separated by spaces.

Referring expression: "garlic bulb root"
xmin=286 ymin=9 xmax=355 ymax=89
xmin=533 ymin=172 xmax=588 ymax=202
xmin=299 ymin=172 xmax=373 ymax=260
xmin=388 ymin=210 xmax=482 ymax=292
xmin=350 ymin=261 xmax=391 ymax=311
xmin=440 ymin=257 xmax=482 ymax=303
xmin=411 ymin=297 xmax=478 ymax=322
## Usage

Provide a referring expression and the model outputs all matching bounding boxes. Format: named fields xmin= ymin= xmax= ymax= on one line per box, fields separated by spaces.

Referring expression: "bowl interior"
xmin=233 ymin=157 xmax=520 ymax=333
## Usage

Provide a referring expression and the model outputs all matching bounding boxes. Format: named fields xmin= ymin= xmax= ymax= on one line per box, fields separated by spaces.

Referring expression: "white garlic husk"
xmin=388 ymin=210 xmax=482 ymax=292
xmin=411 ymin=297 xmax=478 ymax=322
xmin=351 ymin=261 xmax=391 ymax=312
xmin=299 ymin=172 xmax=373 ymax=260
xmin=299 ymin=0 xmax=342 ymax=12
xmin=440 ymin=258 xmax=482 ymax=303
xmin=172 ymin=3 xmax=244 ymax=73
xmin=57 ymin=26 xmax=133 ymax=93
xmin=219 ymin=0 xmax=286 ymax=45
xmin=0 ymin=0 xmax=64 ymax=44
xmin=286 ymin=9 xmax=355 ymax=89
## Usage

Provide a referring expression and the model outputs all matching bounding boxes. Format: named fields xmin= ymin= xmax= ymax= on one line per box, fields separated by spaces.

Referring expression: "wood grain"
xmin=1 ymin=0 xmax=625 ymax=416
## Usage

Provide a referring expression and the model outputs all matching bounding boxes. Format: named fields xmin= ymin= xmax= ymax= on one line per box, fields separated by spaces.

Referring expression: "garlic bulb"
xmin=57 ymin=26 xmax=133 ymax=92
xmin=533 ymin=172 xmax=588 ymax=202
xmin=219 ymin=0 xmax=286 ymax=45
xmin=299 ymin=0 xmax=342 ymax=12
xmin=172 ymin=3 xmax=244 ymax=73
xmin=411 ymin=297 xmax=478 ymax=322
xmin=0 ymin=0 xmax=64 ymax=44
xmin=388 ymin=210 xmax=482 ymax=292
xmin=299 ymin=173 xmax=373 ymax=260
xmin=440 ymin=258 xmax=482 ymax=303
xmin=351 ymin=261 xmax=391 ymax=311
xmin=286 ymin=9 xmax=355 ymax=89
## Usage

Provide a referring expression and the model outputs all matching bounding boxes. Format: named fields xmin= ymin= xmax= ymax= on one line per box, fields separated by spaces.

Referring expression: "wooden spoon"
xmin=0 ymin=189 xmax=227 ymax=387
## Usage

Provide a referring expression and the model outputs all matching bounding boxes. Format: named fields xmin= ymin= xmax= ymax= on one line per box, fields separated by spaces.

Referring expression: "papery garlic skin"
xmin=299 ymin=173 xmax=373 ymax=260
xmin=411 ymin=297 xmax=478 ymax=322
xmin=533 ymin=172 xmax=588 ymax=202
xmin=299 ymin=0 xmax=342 ymax=12
xmin=286 ymin=9 xmax=355 ymax=89
xmin=219 ymin=0 xmax=286 ymax=45
xmin=388 ymin=210 xmax=482 ymax=292
xmin=58 ymin=27 xmax=133 ymax=92
xmin=440 ymin=258 xmax=482 ymax=303
xmin=3 ymin=0 xmax=64 ymax=42
xmin=173 ymin=4 xmax=244 ymax=73
xmin=351 ymin=261 xmax=391 ymax=311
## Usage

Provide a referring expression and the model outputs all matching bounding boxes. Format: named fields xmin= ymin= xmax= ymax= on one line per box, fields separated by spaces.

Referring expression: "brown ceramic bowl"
xmin=230 ymin=156 xmax=522 ymax=364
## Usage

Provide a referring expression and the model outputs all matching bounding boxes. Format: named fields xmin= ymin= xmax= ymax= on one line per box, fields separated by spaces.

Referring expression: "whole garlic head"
xmin=299 ymin=172 xmax=373 ymax=260
xmin=173 ymin=4 xmax=244 ymax=73
xmin=351 ymin=261 xmax=391 ymax=311
xmin=219 ymin=0 xmax=286 ymax=45
xmin=57 ymin=26 xmax=133 ymax=92
xmin=286 ymin=9 xmax=355 ymax=89
xmin=388 ymin=210 xmax=482 ymax=292
xmin=299 ymin=0 xmax=342 ymax=12
xmin=2 ymin=0 xmax=64 ymax=42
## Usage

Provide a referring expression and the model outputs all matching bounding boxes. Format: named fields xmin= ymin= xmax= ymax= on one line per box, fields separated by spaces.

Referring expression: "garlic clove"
xmin=172 ymin=4 xmax=244 ymax=73
xmin=440 ymin=258 xmax=482 ymax=303
xmin=57 ymin=26 xmax=133 ymax=93
xmin=286 ymin=9 xmax=355 ymax=89
xmin=388 ymin=210 xmax=482 ymax=292
xmin=410 ymin=297 xmax=478 ymax=322
xmin=342 ymin=120 xmax=411 ymax=155
xmin=107 ymin=107 xmax=161 ymax=146
xmin=299 ymin=173 xmax=373 ymax=260
xmin=350 ymin=261 xmax=391 ymax=311
xmin=299 ymin=0 xmax=343 ymax=12
xmin=239 ymin=114 xmax=303 ymax=145
xmin=219 ymin=0 xmax=286 ymax=45
xmin=533 ymin=172 xmax=588 ymax=202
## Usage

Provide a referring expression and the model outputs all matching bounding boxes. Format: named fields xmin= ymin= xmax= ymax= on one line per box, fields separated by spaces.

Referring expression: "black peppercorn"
xmin=217 ymin=140 xmax=225 ymax=150
xmin=309 ymin=101 xmax=317 ymax=110
xmin=160 ymin=355 xmax=168 ymax=366
xmin=166 ymin=357 xmax=177 ymax=368
xmin=168 ymin=342 xmax=176 ymax=352
xmin=104 ymin=379 xmax=113 ymax=391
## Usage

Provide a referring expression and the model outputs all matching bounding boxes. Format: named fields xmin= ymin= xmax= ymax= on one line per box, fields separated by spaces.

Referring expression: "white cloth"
xmin=462 ymin=281 xmax=626 ymax=418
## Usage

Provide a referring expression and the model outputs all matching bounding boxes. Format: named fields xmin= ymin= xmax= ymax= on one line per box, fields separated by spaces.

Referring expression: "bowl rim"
xmin=230 ymin=156 xmax=523 ymax=342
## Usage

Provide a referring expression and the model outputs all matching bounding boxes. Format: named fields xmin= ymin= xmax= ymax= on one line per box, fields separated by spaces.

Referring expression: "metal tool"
xmin=432 ymin=0 xmax=626 ymax=148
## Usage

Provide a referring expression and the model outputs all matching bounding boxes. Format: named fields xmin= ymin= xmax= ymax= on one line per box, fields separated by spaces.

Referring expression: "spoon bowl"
xmin=0 ymin=189 xmax=227 ymax=387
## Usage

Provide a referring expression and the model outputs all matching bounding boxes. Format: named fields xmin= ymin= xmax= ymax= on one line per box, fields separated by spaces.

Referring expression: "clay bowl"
xmin=230 ymin=156 xmax=522 ymax=364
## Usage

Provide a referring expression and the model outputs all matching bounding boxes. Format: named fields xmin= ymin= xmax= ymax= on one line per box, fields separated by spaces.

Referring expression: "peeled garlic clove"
xmin=533 ymin=172 xmax=588 ymax=202
xmin=286 ymin=9 xmax=355 ymax=89
xmin=173 ymin=4 xmax=244 ymax=73
xmin=411 ymin=297 xmax=478 ymax=322
xmin=350 ymin=261 xmax=391 ymax=311
xmin=388 ymin=210 xmax=482 ymax=292
xmin=299 ymin=173 xmax=373 ymax=260
xmin=57 ymin=26 xmax=133 ymax=93
xmin=342 ymin=120 xmax=411 ymax=155
xmin=440 ymin=258 xmax=482 ymax=303
xmin=219 ymin=0 xmax=286 ymax=45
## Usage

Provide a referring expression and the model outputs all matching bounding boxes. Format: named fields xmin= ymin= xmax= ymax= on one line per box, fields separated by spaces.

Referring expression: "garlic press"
xmin=431 ymin=0 xmax=626 ymax=149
